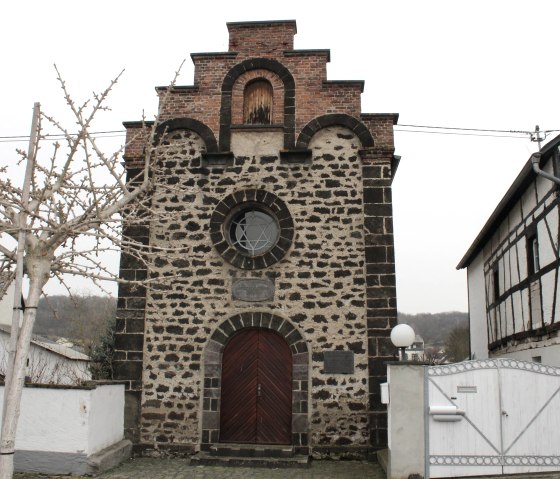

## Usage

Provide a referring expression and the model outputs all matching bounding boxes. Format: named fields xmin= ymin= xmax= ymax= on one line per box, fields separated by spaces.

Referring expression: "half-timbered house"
xmin=458 ymin=133 xmax=560 ymax=366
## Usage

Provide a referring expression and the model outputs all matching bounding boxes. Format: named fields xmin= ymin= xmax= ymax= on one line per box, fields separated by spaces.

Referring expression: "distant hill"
xmin=34 ymin=295 xmax=116 ymax=350
xmin=33 ymin=295 xmax=467 ymax=352
xmin=398 ymin=311 xmax=468 ymax=347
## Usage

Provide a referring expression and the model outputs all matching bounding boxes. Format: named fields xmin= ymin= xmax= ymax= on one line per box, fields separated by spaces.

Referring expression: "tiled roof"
xmin=0 ymin=325 xmax=91 ymax=362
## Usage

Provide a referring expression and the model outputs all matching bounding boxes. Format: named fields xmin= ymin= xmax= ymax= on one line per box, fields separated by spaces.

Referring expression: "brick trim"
xmin=155 ymin=118 xmax=218 ymax=153
xmin=200 ymin=312 xmax=309 ymax=449
xmin=219 ymin=58 xmax=296 ymax=151
xmin=296 ymin=114 xmax=375 ymax=149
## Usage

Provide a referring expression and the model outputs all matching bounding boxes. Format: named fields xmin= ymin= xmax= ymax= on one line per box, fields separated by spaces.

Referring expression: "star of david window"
xmin=209 ymin=190 xmax=294 ymax=270
xmin=229 ymin=209 xmax=279 ymax=256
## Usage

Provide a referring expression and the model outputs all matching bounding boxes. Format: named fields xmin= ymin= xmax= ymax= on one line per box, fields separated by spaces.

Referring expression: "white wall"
xmin=0 ymin=332 xmax=91 ymax=385
xmin=88 ymin=384 xmax=124 ymax=454
xmin=386 ymin=364 xmax=426 ymax=479
xmin=467 ymin=253 xmax=488 ymax=359
xmin=0 ymin=383 xmax=124 ymax=455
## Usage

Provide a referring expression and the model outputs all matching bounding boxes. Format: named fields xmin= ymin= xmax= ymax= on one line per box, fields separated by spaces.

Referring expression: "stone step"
xmin=190 ymin=451 xmax=310 ymax=468
xmin=209 ymin=442 xmax=295 ymax=458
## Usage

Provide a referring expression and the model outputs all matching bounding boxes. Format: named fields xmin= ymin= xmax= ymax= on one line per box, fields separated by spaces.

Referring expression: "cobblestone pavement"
xmin=14 ymin=459 xmax=560 ymax=479
xmin=15 ymin=458 xmax=385 ymax=479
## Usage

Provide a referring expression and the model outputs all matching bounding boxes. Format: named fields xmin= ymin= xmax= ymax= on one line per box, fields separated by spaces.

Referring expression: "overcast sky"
xmin=1 ymin=0 xmax=559 ymax=313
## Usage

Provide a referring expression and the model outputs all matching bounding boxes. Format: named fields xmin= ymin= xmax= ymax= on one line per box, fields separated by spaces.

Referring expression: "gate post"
xmin=386 ymin=362 xmax=426 ymax=479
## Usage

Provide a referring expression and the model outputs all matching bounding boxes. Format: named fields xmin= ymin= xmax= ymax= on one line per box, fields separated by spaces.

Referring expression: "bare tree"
xmin=0 ymin=64 xmax=184 ymax=477
xmin=423 ymin=346 xmax=445 ymax=365
xmin=444 ymin=325 xmax=471 ymax=363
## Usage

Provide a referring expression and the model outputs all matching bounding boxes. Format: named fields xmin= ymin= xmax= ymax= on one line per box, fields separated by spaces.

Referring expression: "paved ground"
xmin=14 ymin=458 xmax=560 ymax=479
xmin=15 ymin=458 xmax=384 ymax=479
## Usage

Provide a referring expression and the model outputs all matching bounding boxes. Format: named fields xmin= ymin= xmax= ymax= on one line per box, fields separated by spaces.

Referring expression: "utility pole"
xmin=531 ymin=124 xmax=546 ymax=151
xmin=530 ymin=124 xmax=560 ymax=186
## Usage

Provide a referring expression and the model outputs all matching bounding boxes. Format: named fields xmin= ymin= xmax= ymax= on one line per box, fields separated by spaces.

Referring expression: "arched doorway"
xmin=220 ymin=329 xmax=292 ymax=444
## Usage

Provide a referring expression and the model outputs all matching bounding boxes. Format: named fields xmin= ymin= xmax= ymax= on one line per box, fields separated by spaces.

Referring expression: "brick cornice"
xmin=154 ymin=85 xmax=199 ymax=93
xmin=190 ymin=52 xmax=238 ymax=60
xmin=123 ymin=121 xmax=154 ymax=129
xmin=359 ymin=147 xmax=394 ymax=162
xmin=283 ymin=49 xmax=330 ymax=62
xmin=361 ymin=113 xmax=399 ymax=125
xmin=323 ymin=80 xmax=364 ymax=93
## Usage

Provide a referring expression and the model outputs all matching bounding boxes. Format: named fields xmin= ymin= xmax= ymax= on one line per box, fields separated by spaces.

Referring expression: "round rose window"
xmin=209 ymin=190 xmax=293 ymax=270
xmin=228 ymin=208 xmax=279 ymax=256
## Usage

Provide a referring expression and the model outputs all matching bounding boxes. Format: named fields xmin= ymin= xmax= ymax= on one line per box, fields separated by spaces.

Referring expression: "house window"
xmin=243 ymin=80 xmax=273 ymax=124
xmin=527 ymin=233 xmax=540 ymax=276
xmin=492 ymin=266 xmax=500 ymax=302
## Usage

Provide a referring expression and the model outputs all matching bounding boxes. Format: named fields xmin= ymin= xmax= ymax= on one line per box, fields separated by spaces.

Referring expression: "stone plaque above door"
xmin=232 ymin=277 xmax=275 ymax=302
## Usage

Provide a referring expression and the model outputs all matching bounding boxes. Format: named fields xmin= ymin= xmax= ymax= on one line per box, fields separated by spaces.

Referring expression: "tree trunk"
xmin=0 ymin=273 xmax=45 ymax=479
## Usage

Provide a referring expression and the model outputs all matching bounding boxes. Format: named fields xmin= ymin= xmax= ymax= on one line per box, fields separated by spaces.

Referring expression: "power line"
xmin=0 ymin=130 xmax=126 ymax=143
xmin=394 ymin=124 xmax=560 ymax=140
xmin=394 ymin=129 xmax=530 ymax=139
xmin=398 ymin=124 xmax=559 ymax=135
xmin=0 ymin=124 xmax=559 ymax=144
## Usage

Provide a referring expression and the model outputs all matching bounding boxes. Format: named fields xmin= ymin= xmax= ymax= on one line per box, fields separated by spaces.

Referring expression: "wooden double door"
xmin=220 ymin=329 xmax=292 ymax=444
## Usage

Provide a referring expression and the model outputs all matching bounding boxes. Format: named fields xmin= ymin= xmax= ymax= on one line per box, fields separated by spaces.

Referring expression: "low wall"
xmin=0 ymin=382 xmax=128 ymax=474
xmin=386 ymin=363 xmax=426 ymax=479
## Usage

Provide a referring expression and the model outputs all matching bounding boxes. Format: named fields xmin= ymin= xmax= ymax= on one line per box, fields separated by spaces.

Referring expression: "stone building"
xmin=115 ymin=20 xmax=399 ymax=459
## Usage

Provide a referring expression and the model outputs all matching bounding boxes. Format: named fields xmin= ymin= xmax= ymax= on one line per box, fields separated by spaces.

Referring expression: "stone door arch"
xmin=200 ymin=312 xmax=309 ymax=452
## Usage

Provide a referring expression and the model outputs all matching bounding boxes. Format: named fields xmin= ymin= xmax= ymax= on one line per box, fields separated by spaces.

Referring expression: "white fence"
xmin=0 ymin=382 xmax=129 ymax=474
xmin=385 ymin=359 xmax=560 ymax=479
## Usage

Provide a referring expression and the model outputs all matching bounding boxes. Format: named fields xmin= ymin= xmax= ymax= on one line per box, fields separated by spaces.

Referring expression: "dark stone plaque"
xmin=232 ymin=278 xmax=275 ymax=302
xmin=323 ymin=350 xmax=354 ymax=374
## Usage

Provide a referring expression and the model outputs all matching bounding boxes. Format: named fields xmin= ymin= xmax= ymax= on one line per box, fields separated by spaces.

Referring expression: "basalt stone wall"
xmin=136 ymin=125 xmax=373 ymax=453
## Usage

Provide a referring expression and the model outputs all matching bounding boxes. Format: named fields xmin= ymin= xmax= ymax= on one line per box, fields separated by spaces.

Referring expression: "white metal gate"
xmin=428 ymin=358 xmax=560 ymax=477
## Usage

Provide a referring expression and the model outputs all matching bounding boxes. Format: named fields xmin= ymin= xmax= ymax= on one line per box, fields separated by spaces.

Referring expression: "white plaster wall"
xmin=0 ymin=281 xmax=15 ymax=327
xmin=88 ymin=384 xmax=124 ymax=454
xmin=538 ymin=214 xmax=557 ymax=267
xmin=0 ymin=332 xmax=91 ymax=385
xmin=512 ymin=290 xmax=524 ymax=333
xmin=387 ymin=364 xmax=426 ymax=479
xmin=509 ymin=203 xmax=523 ymax=238
xmin=24 ymin=346 xmax=91 ymax=385
xmin=231 ymin=131 xmax=283 ymax=157
xmin=467 ymin=253 xmax=488 ymax=359
xmin=0 ymin=384 xmax=124 ymax=454
xmin=521 ymin=182 xmax=537 ymax=216
xmin=541 ymin=270 xmax=556 ymax=325
xmin=0 ymin=386 xmax=89 ymax=453
xmin=556 ymin=279 xmax=560 ymax=326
